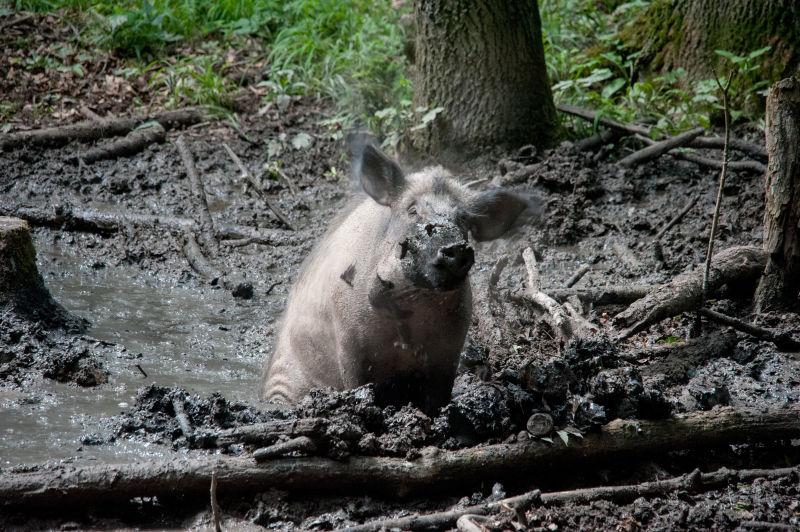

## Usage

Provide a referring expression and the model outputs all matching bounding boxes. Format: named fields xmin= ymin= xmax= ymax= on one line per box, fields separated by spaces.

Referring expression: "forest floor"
xmin=1 ymin=13 xmax=800 ymax=532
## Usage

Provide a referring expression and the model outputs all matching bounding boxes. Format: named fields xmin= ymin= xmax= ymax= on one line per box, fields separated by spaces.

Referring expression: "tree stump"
xmin=0 ymin=217 xmax=44 ymax=299
xmin=0 ymin=217 xmax=85 ymax=330
xmin=754 ymin=77 xmax=800 ymax=312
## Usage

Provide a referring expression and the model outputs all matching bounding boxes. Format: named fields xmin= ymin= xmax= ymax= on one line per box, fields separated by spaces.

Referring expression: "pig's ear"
xmin=357 ymin=144 xmax=406 ymax=206
xmin=466 ymin=189 xmax=535 ymax=241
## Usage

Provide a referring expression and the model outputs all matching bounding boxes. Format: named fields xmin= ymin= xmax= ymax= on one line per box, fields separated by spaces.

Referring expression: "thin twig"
xmin=702 ymin=71 xmax=735 ymax=305
xmin=654 ymin=196 xmax=698 ymax=241
xmin=210 ymin=470 xmax=222 ymax=532
xmin=222 ymin=143 xmax=295 ymax=230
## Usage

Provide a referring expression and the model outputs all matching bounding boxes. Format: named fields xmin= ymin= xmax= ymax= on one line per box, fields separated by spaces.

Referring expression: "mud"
xmin=2 ymin=86 xmax=799 ymax=529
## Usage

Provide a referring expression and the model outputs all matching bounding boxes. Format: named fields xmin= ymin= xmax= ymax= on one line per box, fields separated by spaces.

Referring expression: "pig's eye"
xmin=407 ymin=204 xmax=418 ymax=216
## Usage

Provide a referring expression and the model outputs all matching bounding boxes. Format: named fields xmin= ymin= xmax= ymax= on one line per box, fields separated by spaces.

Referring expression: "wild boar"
xmin=261 ymin=142 xmax=534 ymax=412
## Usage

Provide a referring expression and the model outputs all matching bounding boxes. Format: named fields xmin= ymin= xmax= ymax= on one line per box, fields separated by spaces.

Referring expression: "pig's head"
xmin=355 ymin=143 xmax=532 ymax=291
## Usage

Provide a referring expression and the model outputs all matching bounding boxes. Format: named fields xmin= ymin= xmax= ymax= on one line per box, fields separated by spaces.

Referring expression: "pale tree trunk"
xmin=754 ymin=77 xmax=800 ymax=312
xmin=627 ymin=0 xmax=800 ymax=82
xmin=410 ymin=0 xmax=557 ymax=158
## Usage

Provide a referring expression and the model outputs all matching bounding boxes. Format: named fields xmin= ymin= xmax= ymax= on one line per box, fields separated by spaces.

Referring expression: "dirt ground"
xmin=1 ymin=14 xmax=800 ymax=532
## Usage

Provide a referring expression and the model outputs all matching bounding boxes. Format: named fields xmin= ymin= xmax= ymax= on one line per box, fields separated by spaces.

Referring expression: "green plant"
xmin=714 ymin=46 xmax=772 ymax=121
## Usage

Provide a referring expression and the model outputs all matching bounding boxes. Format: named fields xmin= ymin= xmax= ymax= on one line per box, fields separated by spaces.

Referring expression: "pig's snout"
xmin=434 ymin=242 xmax=474 ymax=278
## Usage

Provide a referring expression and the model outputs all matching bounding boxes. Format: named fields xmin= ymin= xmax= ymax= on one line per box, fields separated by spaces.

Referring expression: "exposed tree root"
xmin=0 ymin=107 xmax=209 ymax=151
xmin=342 ymin=465 xmax=799 ymax=532
xmin=75 ymin=122 xmax=166 ymax=164
xmin=1 ymin=406 xmax=797 ymax=508
xmin=613 ymin=246 xmax=766 ymax=338
xmin=619 ymin=127 xmax=704 ymax=167
xmin=672 ymin=151 xmax=766 ymax=174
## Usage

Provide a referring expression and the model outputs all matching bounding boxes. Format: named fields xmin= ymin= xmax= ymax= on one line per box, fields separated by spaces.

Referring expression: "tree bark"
xmin=411 ymin=0 xmax=557 ymax=157
xmin=625 ymin=0 xmax=800 ymax=84
xmin=755 ymin=77 xmax=800 ymax=312
xmin=1 ymin=405 xmax=798 ymax=508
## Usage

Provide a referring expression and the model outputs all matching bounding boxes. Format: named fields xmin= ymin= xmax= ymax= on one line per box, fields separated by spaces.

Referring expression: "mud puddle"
xmin=0 ymin=235 xmax=271 ymax=466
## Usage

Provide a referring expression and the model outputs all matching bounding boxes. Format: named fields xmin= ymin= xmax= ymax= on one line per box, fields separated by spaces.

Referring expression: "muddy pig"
xmin=261 ymin=142 xmax=534 ymax=412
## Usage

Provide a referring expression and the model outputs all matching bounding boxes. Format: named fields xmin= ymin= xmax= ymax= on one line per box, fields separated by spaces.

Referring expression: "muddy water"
xmin=0 ymin=237 xmax=272 ymax=466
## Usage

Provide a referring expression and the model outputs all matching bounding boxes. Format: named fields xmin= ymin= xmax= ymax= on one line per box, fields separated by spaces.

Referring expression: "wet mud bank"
xmin=1 ymin=98 xmax=799 ymax=529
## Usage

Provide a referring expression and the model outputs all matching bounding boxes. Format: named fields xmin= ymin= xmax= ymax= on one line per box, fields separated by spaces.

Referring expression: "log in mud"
xmin=2 ymin=405 xmax=798 ymax=508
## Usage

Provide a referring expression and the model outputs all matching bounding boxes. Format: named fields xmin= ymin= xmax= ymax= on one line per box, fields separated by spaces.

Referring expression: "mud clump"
xmin=0 ymin=305 xmax=107 ymax=387
xmin=115 ymin=384 xmax=277 ymax=449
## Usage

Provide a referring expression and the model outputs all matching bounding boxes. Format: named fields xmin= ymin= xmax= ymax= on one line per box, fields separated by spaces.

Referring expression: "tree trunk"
xmin=754 ymin=77 xmax=800 ymax=312
xmin=625 ymin=0 xmax=800 ymax=83
xmin=411 ymin=0 xmax=557 ymax=158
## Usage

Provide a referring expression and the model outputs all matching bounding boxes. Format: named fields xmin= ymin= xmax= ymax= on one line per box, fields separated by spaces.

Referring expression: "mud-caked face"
xmin=353 ymin=143 xmax=534 ymax=291
xmin=391 ymin=186 xmax=474 ymax=291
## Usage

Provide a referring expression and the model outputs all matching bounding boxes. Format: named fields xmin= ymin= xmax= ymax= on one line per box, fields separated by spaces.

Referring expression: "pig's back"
xmin=261 ymin=198 xmax=389 ymax=402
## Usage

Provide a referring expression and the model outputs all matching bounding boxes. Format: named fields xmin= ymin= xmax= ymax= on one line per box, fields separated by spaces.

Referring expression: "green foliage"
xmin=714 ymin=46 xmax=772 ymax=121
xmin=541 ymin=0 xmax=771 ymax=137
xmin=7 ymin=0 xmax=410 ymax=143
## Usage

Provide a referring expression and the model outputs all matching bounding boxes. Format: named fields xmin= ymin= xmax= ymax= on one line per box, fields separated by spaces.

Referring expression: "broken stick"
xmin=522 ymin=247 xmax=574 ymax=344
xmin=253 ymin=436 xmax=317 ymax=462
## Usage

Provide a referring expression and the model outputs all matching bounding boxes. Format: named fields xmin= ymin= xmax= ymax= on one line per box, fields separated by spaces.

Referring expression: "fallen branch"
xmin=0 ymin=107 xmax=209 ymax=151
xmin=619 ymin=127 xmax=705 ymax=167
xmin=556 ymin=104 xmax=651 ymax=137
xmin=75 ymin=122 xmax=166 ymax=164
xmin=222 ymin=143 xmax=294 ymax=230
xmin=698 ymin=308 xmax=800 ymax=351
xmin=654 ymin=196 xmax=698 ymax=241
xmin=176 ymin=136 xmax=218 ymax=255
xmin=672 ymin=151 xmax=766 ymax=174
xmin=0 ymin=204 xmax=293 ymax=245
xmin=613 ymin=246 xmax=767 ymax=338
xmin=342 ymin=465 xmax=799 ymax=532
xmin=689 ymin=136 xmax=767 ymax=160
xmin=4 ymin=406 xmax=796 ymax=507
xmin=557 ymin=104 xmax=767 ymax=162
